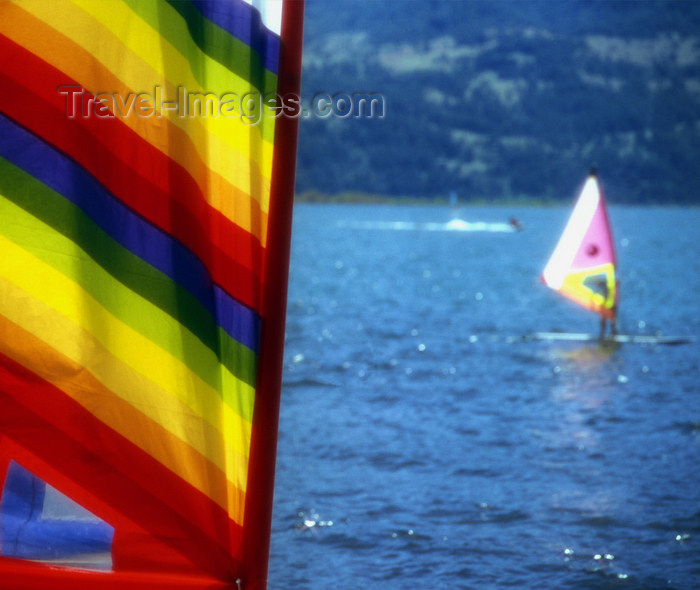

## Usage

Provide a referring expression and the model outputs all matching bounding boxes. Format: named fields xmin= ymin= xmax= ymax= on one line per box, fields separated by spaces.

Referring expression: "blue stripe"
xmin=190 ymin=0 xmax=280 ymax=74
xmin=0 ymin=113 xmax=259 ymax=353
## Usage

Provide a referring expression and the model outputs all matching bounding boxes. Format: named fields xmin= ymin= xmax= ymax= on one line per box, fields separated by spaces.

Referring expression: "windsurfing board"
xmin=529 ymin=332 xmax=693 ymax=345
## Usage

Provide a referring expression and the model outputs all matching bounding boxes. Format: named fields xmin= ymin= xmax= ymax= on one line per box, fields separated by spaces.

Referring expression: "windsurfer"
xmin=600 ymin=313 xmax=618 ymax=339
xmin=598 ymin=278 xmax=618 ymax=339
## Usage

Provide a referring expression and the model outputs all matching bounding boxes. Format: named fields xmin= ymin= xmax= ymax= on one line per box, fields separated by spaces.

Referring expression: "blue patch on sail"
xmin=0 ymin=461 xmax=114 ymax=569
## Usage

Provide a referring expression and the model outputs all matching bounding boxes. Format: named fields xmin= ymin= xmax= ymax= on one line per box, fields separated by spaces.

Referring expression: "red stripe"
xmin=0 ymin=559 xmax=232 ymax=590
xmin=0 ymin=34 xmax=263 ymax=310
xmin=0 ymin=353 xmax=243 ymax=579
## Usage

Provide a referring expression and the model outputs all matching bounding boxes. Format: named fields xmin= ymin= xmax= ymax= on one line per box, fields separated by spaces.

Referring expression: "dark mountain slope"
xmin=295 ymin=0 xmax=700 ymax=203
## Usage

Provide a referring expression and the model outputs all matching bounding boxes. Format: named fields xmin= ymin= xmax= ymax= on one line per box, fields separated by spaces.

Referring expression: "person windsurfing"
xmin=597 ymin=276 xmax=618 ymax=339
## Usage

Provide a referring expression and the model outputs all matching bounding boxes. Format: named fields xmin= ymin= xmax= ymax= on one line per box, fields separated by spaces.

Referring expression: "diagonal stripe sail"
xmin=0 ymin=1 xmax=303 ymax=588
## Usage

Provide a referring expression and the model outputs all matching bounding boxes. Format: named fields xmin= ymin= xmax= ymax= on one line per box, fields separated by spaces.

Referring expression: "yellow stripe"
xmin=0 ymin=193 xmax=255 ymax=421
xmin=0 ymin=234 xmax=252 ymax=461
xmin=0 ymin=312 xmax=248 ymax=515
xmin=12 ymin=0 xmax=274 ymax=214
xmin=72 ymin=0 xmax=275 ymax=188
xmin=0 ymin=277 xmax=249 ymax=498
xmin=0 ymin=1 xmax=269 ymax=244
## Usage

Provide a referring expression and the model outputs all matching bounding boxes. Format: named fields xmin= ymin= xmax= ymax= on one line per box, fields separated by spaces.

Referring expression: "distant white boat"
xmin=443 ymin=218 xmax=518 ymax=232
xmin=339 ymin=218 xmax=519 ymax=233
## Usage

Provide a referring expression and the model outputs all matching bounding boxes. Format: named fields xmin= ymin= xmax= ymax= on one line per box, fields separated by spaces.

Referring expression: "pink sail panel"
xmin=570 ymin=179 xmax=616 ymax=272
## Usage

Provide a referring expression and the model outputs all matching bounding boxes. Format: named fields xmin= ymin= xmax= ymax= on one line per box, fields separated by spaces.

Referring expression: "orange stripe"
xmin=0 ymin=2 xmax=268 ymax=244
xmin=0 ymin=313 xmax=246 ymax=524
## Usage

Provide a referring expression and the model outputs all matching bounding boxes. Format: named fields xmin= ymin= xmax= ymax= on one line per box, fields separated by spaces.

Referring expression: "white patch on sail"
xmin=542 ymin=177 xmax=600 ymax=289
xmin=244 ymin=0 xmax=283 ymax=35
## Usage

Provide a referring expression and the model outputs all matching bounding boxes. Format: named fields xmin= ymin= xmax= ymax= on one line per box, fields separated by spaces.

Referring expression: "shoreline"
xmin=293 ymin=191 xmax=698 ymax=208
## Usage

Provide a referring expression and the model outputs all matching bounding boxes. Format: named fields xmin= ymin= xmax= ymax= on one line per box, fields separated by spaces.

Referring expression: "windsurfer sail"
xmin=541 ymin=169 xmax=618 ymax=337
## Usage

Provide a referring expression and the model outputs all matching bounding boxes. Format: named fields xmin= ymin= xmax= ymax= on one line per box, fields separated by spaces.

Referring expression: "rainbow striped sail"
xmin=0 ymin=1 xmax=303 ymax=588
xmin=542 ymin=171 xmax=618 ymax=321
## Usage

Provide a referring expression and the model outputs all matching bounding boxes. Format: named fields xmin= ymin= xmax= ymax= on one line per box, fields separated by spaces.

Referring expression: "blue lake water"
xmin=269 ymin=204 xmax=700 ymax=590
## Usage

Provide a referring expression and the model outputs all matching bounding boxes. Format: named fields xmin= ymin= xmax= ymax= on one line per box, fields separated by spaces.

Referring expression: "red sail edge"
xmin=241 ymin=0 xmax=306 ymax=589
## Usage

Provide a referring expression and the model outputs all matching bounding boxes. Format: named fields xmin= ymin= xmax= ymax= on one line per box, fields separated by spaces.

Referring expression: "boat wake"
xmin=338 ymin=219 xmax=518 ymax=233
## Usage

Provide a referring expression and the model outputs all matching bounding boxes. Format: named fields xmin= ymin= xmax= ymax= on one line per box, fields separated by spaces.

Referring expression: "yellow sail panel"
xmin=558 ymin=264 xmax=617 ymax=319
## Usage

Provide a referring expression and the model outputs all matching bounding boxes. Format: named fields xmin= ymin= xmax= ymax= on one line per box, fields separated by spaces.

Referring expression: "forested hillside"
xmin=295 ymin=0 xmax=700 ymax=204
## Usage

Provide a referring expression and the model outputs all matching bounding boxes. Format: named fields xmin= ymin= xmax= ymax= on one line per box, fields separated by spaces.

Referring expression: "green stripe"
xmin=124 ymin=0 xmax=278 ymax=144
xmin=0 ymin=157 xmax=257 ymax=390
